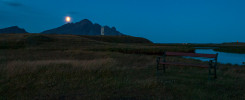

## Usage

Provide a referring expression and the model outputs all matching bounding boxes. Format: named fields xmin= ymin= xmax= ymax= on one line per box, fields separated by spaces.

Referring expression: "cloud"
xmin=1 ymin=0 xmax=24 ymax=7
xmin=0 ymin=0 xmax=45 ymax=16
xmin=67 ymin=11 xmax=80 ymax=15
xmin=5 ymin=2 xmax=22 ymax=7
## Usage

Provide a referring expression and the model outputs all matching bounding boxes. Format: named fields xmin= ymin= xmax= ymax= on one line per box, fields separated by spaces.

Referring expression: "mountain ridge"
xmin=41 ymin=19 xmax=123 ymax=35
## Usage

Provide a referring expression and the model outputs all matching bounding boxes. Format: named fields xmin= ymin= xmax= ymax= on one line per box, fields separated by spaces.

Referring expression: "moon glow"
xmin=65 ymin=16 xmax=71 ymax=22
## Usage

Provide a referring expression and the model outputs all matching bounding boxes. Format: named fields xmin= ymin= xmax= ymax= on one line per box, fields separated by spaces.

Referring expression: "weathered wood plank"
xmin=159 ymin=62 xmax=209 ymax=68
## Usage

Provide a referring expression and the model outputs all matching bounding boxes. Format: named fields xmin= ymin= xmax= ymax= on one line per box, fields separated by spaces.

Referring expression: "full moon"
xmin=65 ymin=16 xmax=71 ymax=22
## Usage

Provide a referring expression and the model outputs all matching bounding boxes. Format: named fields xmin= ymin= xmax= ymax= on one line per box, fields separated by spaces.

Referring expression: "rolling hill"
xmin=0 ymin=26 xmax=28 ymax=34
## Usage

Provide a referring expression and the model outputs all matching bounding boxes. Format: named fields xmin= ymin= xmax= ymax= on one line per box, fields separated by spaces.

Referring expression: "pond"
xmin=190 ymin=49 xmax=245 ymax=65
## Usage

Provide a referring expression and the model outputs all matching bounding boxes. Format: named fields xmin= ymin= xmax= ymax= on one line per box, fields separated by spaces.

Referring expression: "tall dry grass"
xmin=1 ymin=34 xmax=245 ymax=99
xmin=4 ymin=58 xmax=116 ymax=78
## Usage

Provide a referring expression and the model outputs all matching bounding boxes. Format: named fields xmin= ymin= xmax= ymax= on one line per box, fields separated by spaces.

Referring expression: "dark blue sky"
xmin=1 ymin=0 xmax=245 ymax=43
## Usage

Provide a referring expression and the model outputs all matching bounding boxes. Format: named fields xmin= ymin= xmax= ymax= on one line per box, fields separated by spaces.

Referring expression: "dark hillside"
xmin=80 ymin=35 xmax=152 ymax=43
xmin=0 ymin=26 xmax=28 ymax=34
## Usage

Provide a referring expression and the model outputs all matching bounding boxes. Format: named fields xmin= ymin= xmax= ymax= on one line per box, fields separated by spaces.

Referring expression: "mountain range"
xmin=42 ymin=19 xmax=123 ymax=35
xmin=0 ymin=19 xmax=123 ymax=35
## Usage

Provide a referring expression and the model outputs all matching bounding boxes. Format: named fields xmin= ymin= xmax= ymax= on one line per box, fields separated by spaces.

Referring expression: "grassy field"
xmin=213 ymin=46 xmax=245 ymax=54
xmin=152 ymin=43 xmax=245 ymax=54
xmin=0 ymin=34 xmax=245 ymax=99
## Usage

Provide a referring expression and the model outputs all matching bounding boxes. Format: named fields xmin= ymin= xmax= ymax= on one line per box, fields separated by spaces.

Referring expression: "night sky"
xmin=1 ymin=0 xmax=245 ymax=43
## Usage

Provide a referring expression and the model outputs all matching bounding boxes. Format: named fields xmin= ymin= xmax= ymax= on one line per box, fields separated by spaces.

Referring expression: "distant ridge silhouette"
xmin=42 ymin=19 xmax=123 ymax=35
xmin=0 ymin=26 xmax=28 ymax=34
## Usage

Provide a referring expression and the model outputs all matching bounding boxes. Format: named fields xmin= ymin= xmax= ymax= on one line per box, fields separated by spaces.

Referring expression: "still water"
xmin=192 ymin=49 xmax=245 ymax=65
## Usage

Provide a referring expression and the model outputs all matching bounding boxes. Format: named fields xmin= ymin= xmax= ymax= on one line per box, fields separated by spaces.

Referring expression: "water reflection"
xmin=193 ymin=49 xmax=245 ymax=65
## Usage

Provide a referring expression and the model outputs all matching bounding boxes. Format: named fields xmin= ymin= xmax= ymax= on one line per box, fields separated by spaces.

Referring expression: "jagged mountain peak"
xmin=78 ymin=19 xmax=92 ymax=24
